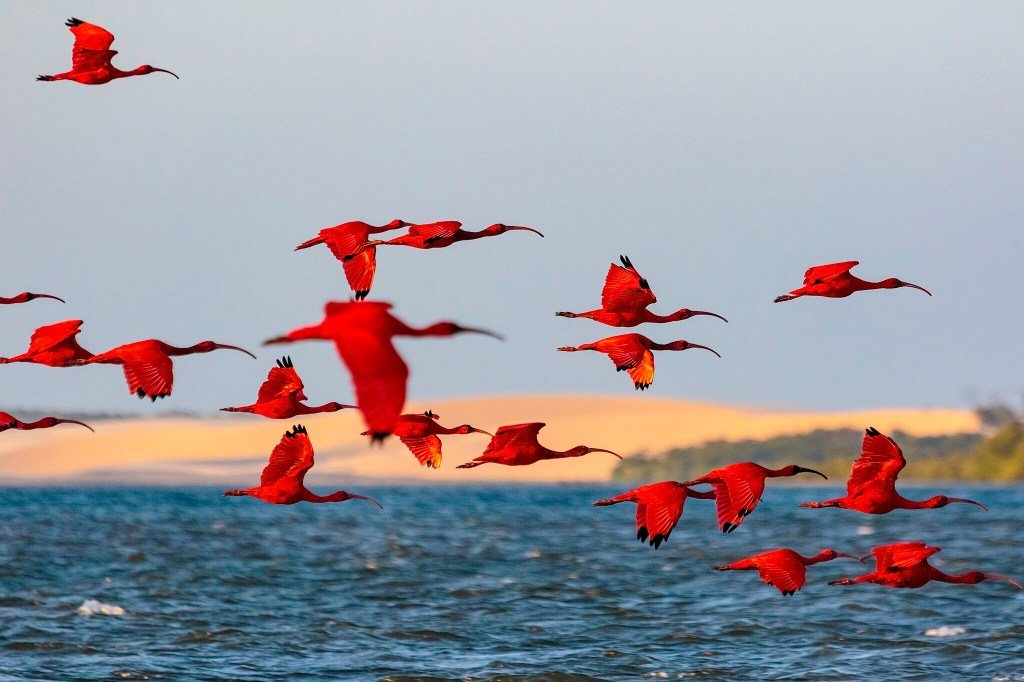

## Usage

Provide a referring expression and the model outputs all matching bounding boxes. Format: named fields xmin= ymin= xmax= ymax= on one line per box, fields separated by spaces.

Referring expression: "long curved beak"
xmin=215 ymin=344 xmax=257 ymax=359
xmin=471 ymin=427 xmax=494 ymax=437
xmin=589 ymin=448 xmax=623 ymax=460
xmin=460 ymin=326 xmax=505 ymax=341
xmin=32 ymin=293 xmax=65 ymax=303
xmin=152 ymin=68 xmax=179 ymax=79
xmin=796 ymin=466 xmax=828 ymax=480
xmin=57 ymin=419 xmax=94 ymax=432
xmin=688 ymin=343 xmax=722 ymax=358
xmin=689 ymin=310 xmax=728 ymax=323
xmin=901 ymin=282 xmax=932 ymax=296
xmin=508 ymin=226 xmax=544 ymax=238
xmin=948 ymin=497 xmax=988 ymax=511
xmin=983 ymin=574 xmax=1023 ymax=590
xmin=835 ymin=553 xmax=863 ymax=562
xmin=349 ymin=494 xmax=383 ymax=510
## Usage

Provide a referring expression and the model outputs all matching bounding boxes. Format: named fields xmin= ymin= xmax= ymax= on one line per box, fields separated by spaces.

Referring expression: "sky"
xmin=1 ymin=1 xmax=1022 ymax=415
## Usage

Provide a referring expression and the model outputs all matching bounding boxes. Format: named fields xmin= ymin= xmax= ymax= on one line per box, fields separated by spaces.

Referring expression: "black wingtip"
xmin=866 ymin=427 xmax=880 ymax=436
xmin=619 ymin=255 xmax=632 ymax=268
xmin=287 ymin=424 xmax=308 ymax=438
xmin=66 ymin=18 xmax=84 ymax=26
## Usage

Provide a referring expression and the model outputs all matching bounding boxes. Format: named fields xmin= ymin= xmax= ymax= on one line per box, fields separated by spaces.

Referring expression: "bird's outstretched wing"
xmin=601 ymin=256 xmax=656 ymax=312
xmin=121 ymin=351 xmax=174 ymax=399
xmin=846 ymin=427 xmax=907 ymax=497
xmin=710 ymin=470 xmax=765 ymax=532
xmin=260 ymin=425 xmax=315 ymax=486
xmin=633 ymin=482 xmax=688 ymax=548
xmin=67 ymin=18 xmax=117 ymax=71
xmin=400 ymin=434 xmax=444 ymax=468
xmin=755 ymin=552 xmax=806 ymax=594
xmin=626 ymin=350 xmax=655 ymax=391
xmin=802 ymin=261 xmax=859 ymax=285
xmin=407 ymin=221 xmax=462 ymax=244
xmin=599 ymin=336 xmax=647 ymax=372
xmin=343 ymin=248 xmax=377 ymax=300
xmin=871 ymin=542 xmax=940 ymax=572
xmin=320 ymin=226 xmax=367 ymax=261
xmin=335 ymin=327 xmax=408 ymax=438
xmin=23 ymin=319 xmax=85 ymax=355
xmin=257 ymin=358 xmax=303 ymax=402
xmin=483 ymin=422 xmax=546 ymax=454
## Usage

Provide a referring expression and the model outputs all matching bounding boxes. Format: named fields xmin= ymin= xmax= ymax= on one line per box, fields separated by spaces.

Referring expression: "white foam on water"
xmin=524 ymin=550 xmax=541 ymax=558
xmin=76 ymin=599 xmax=125 ymax=616
xmin=924 ymin=625 xmax=965 ymax=637
xmin=856 ymin=525 xmax=874 ymax=536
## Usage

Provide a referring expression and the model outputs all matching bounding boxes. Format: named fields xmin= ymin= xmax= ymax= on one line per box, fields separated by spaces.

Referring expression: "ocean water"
xmin=0 ymin=485 xmax=1021 ymax=681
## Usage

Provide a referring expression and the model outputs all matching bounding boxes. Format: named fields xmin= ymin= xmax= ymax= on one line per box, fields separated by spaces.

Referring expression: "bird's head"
xmin=663 ymin=340 xmax=721 ymax=357
xmin=817 ymin=549 xmax=864 ymax=563
xmin=193 ymin=341 xmax=257 ymax=358
xmin=668 ymin=308 xmax=728 ymax=323
xmin=386 ymin=219 xmax=412 ymax=229
xmin=484 ymin=223 xmax=544 ymax=238
xmin=782 ymin=464 xmax=828 ymax=479
xmin=329 ymin=491 xmax=383 ymax=509
xmin=962 ymin=572 xmax=1023 ymax=589
xmin=568 ymin=445 xmax=623 ymax=460
xmin=429 ymin=322 xmax=505 ymax=341
xmin=881 ymin=278 xmax=932 ymax=296
xmin=924 ymin=495 xmax=988 ymax=511
xmin=138 ymin=65 xmax=179 ymax=79
xmin=456 ymin=424 xmax=493 ymax=436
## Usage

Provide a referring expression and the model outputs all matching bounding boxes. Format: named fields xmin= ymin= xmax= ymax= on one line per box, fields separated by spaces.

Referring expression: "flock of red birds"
xmin=7 ymin=18 xmax=1016 ymax=597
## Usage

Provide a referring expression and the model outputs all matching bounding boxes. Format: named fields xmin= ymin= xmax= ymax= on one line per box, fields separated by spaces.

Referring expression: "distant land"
xmin=0 ymin=396 xmax=979 ymax=485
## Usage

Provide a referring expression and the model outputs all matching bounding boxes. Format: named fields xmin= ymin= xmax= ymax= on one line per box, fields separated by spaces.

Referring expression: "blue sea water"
xmin=0 ymin=485 xmax=1021 ymax=681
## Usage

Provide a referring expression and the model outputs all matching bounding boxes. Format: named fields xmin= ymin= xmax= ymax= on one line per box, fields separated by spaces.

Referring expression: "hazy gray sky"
xmin=2 ymin=1 xmax=1022 ymax=414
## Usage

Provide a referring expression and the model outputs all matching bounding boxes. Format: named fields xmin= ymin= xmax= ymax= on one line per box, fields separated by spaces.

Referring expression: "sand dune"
xmin=0 ymin=396 xmax=977 ymax=484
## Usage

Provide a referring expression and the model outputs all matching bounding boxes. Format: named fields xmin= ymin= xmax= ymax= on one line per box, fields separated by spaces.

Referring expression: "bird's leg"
xmin=555 ymin=311 xmax=578 ymax=318
xmin=798 ymin=499 xmax=840 ymax=509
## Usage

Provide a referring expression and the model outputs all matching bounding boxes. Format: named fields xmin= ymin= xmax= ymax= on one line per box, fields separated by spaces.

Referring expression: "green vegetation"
xmin=610 ymin=425 xmax=1024 ymax=483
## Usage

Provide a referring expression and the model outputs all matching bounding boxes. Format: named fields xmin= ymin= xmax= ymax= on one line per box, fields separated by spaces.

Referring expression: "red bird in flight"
xmin=0 ymin=411 xmax=93 ymax=433
xmin=829 ymin=542 xmax=1022 ymax=590
xmin=369 ymin=221 xmax=543 ymax=250
xmin=714 ymin=548 xmax=863 ymax=596
xmin=800 ymin=427 xmax=987 ymax=514
xmin=38 ymin=18 xmax=178 ymax=85
xmin=79 ymin=339 xmax=255 ymax=400
xmin=0 ymin=320 xmax=93 ymax=366
xmin=365 ymin=410 xmax=492 ymax=469
xmin=221 ymin=356 xmax=355 ymax=419
xmin=681 ymin=462 xmax=827 ymax=532
xmin=0 ymin=292 xmax=64 ymax=305
xmin=457 ymin=422 xmax=621 ymax=469
xmin=224 ymin=425 xmax=382 ymax=507
xmin=295 ymin=219 xmax=411 ymax=300
xmin=558 ymin=333 xmax=719 ymax=391
xmin=593 ymin=481 xmax=716 ymax=549
xmin=557 ymin=256 xmax=727 ymax=327
xmin=264 ymin=301 xmax=501 ymax=440
xmin=774 ymin=261 xmax=931 ymax=302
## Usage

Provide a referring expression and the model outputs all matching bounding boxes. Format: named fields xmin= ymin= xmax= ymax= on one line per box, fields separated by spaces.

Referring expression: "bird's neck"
xmin=933 ymin=569 xmax=977 ymax=586
xmin=404 ymin=322 xmax=453 ymax=337
xmin=164 ymin=343 xmax=208 ymax=356
xmin=303 ymin=402 xmax=342 ymax=415
xmin=858 ymin=277 xmax=887 ymax=291
xmin=803 ymin=551 xmax=834 ymax=566
xmin=897 ymin=495 xmax=942 ymax=510
xmin=301 ymin=489 xmax=346 ymax=503
xmin=456 ymin=228 xmax=490 ymax=241
xmin=764 ymin=466 xmax=791 ymax=478
xmin=556 ymin=446 xmax=590 ymax=459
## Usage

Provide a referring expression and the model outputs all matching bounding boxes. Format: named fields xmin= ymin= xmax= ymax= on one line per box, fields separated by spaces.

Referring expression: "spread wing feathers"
xmin=321 ymin=228 xmax=367 ymax=261
xmin=711 ymin=473 xmax=764 ymax=532
xmin=342 ymin=248 xmax=377 ymax=299
xmin=601 ymin=257 xmax=656 ymax=312
xmin=802 ymin=261 xmax=859 ymax=285
xmin=601 ymin=337 xmax=648 ymax=372
xmin=872 ymin=542 xmax=940 ymax=572
xmin=634 ymin=483 xmax=688 ymax=547
xmin=335 ymin=332 xmax=408 ymax=437
xmin=260 ymin=426 xmax=314 ymax=486
xmin=26 ymin=320 xmax=84 ymax=354
xmin=400 ymin=435 xmax=444 ymax=469
xmin=408 ymin=221 xmax=462 ymax=243
xmin=627 ymin=350 xmax=655 ymax=390
xmin=67 ymin=19 xmax=117 ymax=70
xmin=484 ymin=422 xmax=546 ymax=454
xmin=121 ymin=353 xmax=174 ymax=399
xmin=847 ymin=427 xmax=906 ymax=496
xmin=755 ymin=553 xmax=806 ymax=594
xmin=257 ymin=364 xmax=303 ymax=402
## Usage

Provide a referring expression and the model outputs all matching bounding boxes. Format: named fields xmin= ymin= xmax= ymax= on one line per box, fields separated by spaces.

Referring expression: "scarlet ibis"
xmin=294 ymin=219 xmax=411 ymax=300
xmin=681 ymin=463 xmax=827 ymax=532
xmin=800 ymin=427 xmax=987 ymax=514
xmin=829 ymin=542 xmax=1022 ymax=590
xmin=456 ymin=422 xmax=621 ymax=469
xmin=0 ymin=320 xmax=93 ymax=366
xmin=221 ymin=356 xmax=355 ymax=419
xmin=363 ymin=410 xmax=492 ymax=469
xmin=223 ymin=424 xmax=382 ymax=507
xmin=0 ymin=411 xmax=93 ymax=433
xmin=714 ymin=548 xmax=863 ymax=596
xmin=264 ymin=301 xmax=501 ymax=440
xmin=593 ymin=481 xmax=716 ymax=549
xmin=556 ymin=256 xmax=727 ymax=327
xmin=37 ymin=18 xmax=178 ymax=85
xmin=558 ymin=333 xmax=719 ymax=391
xmin=78 ymin=339 xmax=256 ymax=401
xmin=369 ymin=221 xmax=543 ymax=249
xmin=774 ymin=261 xmax=931 ymax=302
xmin=0 ymin=292 xmax=64 ymax=305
